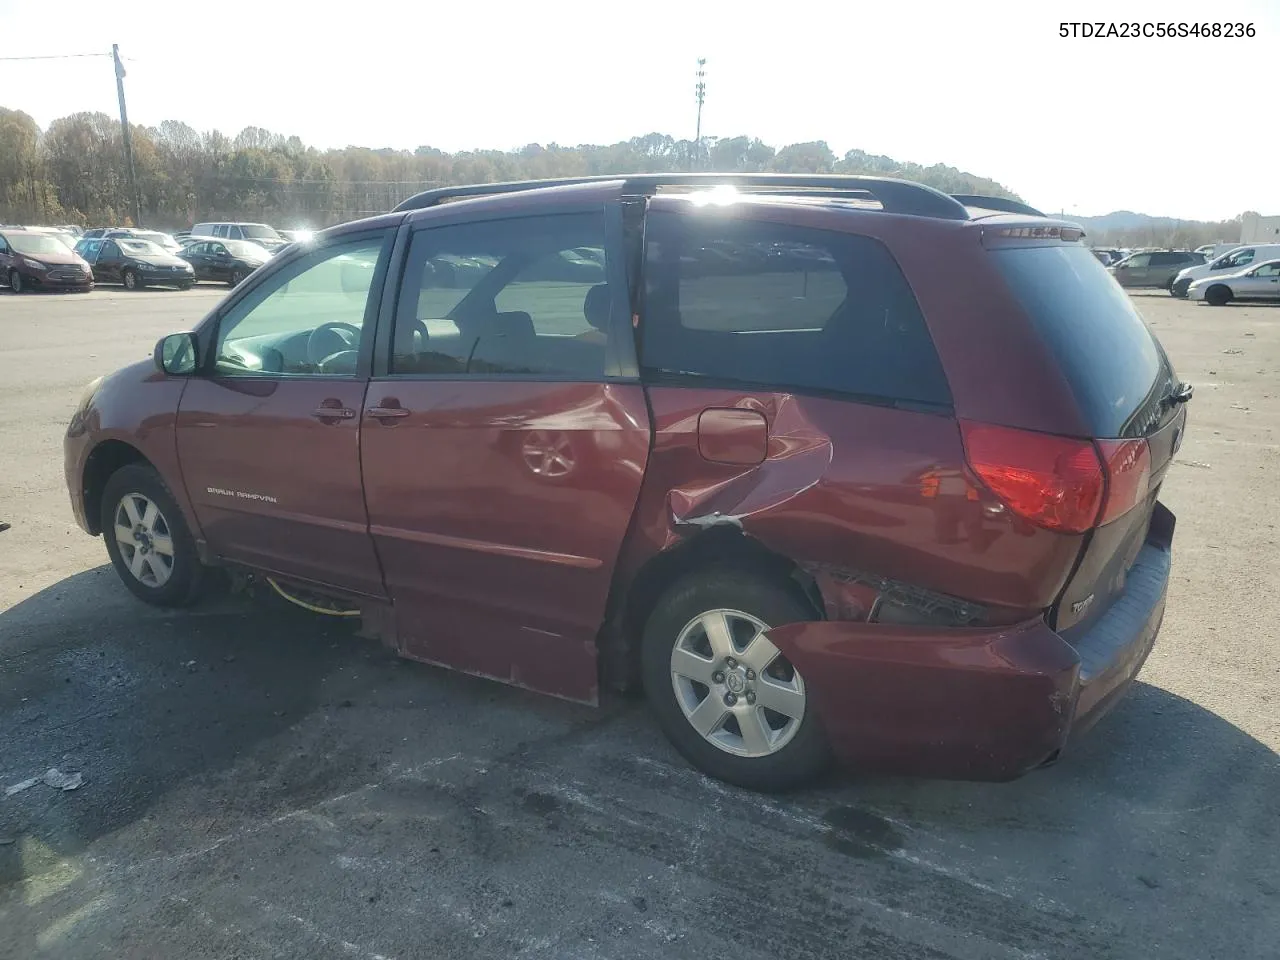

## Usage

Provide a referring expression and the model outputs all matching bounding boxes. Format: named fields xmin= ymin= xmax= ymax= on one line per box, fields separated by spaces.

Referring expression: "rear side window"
xmin=991 ymin=244 xmax=1168 ymax=438
xmin=640 ymin=211 xmax=951 ymax=408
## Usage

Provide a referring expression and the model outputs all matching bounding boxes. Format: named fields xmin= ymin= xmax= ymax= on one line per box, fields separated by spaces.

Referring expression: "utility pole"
xmin=112 ymin=44 xmax=143 ymax=228
xmin=694 ymin=58 xmax=707 ymax=169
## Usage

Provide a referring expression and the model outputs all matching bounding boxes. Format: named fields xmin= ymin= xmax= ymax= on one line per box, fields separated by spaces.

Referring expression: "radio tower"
xmin=695 ymin=58 xmax=707 ymax=156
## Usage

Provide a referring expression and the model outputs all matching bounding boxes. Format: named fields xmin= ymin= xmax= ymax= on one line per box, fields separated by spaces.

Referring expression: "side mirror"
xmin=155 ymin=333 xmax=198 ymax=376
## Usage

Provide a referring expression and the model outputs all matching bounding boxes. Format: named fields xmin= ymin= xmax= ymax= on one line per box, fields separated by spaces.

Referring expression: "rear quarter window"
xmin=640 ymin=211 xmax=951 ymax=408
xmin=991 ymin=244 xmax=1169 ymax=437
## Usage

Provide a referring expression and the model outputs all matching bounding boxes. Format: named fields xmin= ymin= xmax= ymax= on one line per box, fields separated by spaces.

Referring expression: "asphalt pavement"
xmin=0 ymin=286 xmax=1277 ymax=960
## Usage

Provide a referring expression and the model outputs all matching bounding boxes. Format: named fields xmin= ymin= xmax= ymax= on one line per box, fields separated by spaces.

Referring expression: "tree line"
xmin=1 ymin=106 xmax=1024 ymax=230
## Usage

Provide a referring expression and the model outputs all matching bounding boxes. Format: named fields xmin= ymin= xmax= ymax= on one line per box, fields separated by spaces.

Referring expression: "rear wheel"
xmin=9 ymin=269 xmax=25 ymax=293
xmin=1206 ymin=285 xmax=1232 ymax=306
xmin=641 ymin=567 xmax=830 ymax=791
xmin=101 ymin=463 xmax=207 ymax=606
xmin=229 ymin=268 xmax=246 ymax=287
xmin=123 ymin=268 xmax=141 ymax=290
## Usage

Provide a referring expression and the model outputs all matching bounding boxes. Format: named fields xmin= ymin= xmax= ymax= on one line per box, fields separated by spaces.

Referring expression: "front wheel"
xmin=101 ymin=463 xmax=207 ymax=606
xmin=1206 ymin=285 xmax=1232 ymax=306
xmin=123 ymin=268 xmax=141 ymax=290
xmin=9 ymin=269 xmax=26 ymax=293
xmin=1171 ymin=279 xmax=1191 ymax=298
xmin=642 ymin=567 xmax=830 ymax=791
xmin=178 ymin=282 xmax=193 ymax=291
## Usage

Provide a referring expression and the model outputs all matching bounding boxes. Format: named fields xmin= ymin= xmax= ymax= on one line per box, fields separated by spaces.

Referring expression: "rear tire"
xmin=229 ymin=268 xmax=245 ymax=287
xmin=641 ymin=567 xmax=830 ymax=792
xmin=9 ymin=269 xmax=25 ymax=293
xmin=1206 ymin=285 xmax=1231 ymax=306
xmin=101 ymin=463 xmax=207 ymax=607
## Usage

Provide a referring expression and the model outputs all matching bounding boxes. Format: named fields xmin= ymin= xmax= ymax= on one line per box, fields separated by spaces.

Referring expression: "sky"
xmin=1 ymin=0 xmax=1276 ymax=222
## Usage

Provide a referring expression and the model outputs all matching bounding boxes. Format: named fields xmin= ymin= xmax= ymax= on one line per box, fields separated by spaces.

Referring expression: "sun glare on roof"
xmin=687 ymin=185 xmax=740 ymax=207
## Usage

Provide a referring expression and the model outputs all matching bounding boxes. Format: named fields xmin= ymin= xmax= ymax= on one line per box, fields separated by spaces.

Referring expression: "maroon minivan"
xmin=64 ymin=175 xmax=1189 ymax=790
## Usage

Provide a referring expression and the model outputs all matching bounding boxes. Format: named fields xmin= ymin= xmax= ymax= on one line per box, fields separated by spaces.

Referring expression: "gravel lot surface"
xmin=1 ymin=287 xmax=1276 ymax=959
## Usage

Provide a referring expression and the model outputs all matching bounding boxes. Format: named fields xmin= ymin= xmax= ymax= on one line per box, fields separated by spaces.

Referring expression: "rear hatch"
xmin=987 ymin=236 xmax=1188 ymax=633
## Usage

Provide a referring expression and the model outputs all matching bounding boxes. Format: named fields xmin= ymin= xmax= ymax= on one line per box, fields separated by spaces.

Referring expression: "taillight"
xmin=960 ymin=422 xmax=1154 ymax=533
xmin=960 ymin=421 xmax=1103 ymax=533
xmin=1096 ymin=438 xmax=1151 ymax=524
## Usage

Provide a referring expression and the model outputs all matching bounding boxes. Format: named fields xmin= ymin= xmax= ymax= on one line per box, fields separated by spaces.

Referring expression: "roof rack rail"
xmin=393 ymin=173 xmax=971 ymax=221
xmin=951 ymin=195 xmax=1047 ymax=217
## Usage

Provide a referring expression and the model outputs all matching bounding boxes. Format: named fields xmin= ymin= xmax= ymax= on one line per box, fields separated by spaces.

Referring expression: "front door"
xmin=1119 ymin=253 xmax=1150 ymax=286
xmin=175 ymin=230 xmax=393 ymax=597
xmin=1237 ymin=261 xmax=1280 ymax=300
xmin=206 ymin=241 xmax=235 ymax=282
xmin=181 ymin=242 xmax=211 ymax=280
xmin=360 ymin=208 xmax=650 ymax=702
xmin=95 ymin=240 xmax=124 ymax=283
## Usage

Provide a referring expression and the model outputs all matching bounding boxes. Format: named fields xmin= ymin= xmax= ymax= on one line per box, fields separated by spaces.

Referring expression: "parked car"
xmin=1107 ymin=250 xmax=1203 ymax=289
xmin=0 ymin=228 xmax=94 ymax=292
xmin=1194 ymin=242 xmax=1246 ymax=261
xmin=178 ymin=238 xmax=270 ymax=286
xmin=1189 ymin=258 xmax=1280 ymax=305
xmin=192 ymin=221 xmax=289 ymax=251
xmin=74 ymin=237 xmax=195 ymax=290
xmin=64 ymin=174 xmax=1189 ymax=791
xmin=1171 ymin=243 xmax=1280 ymax=298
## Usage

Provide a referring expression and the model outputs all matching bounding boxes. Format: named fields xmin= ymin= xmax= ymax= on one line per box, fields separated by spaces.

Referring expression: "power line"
xmin=0 ymin=52 xmax=110 ymax=61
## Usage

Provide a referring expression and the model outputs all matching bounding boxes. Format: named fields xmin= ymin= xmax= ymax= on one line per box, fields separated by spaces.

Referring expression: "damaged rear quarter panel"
xmin=616 ymin=387 xmax=1082 ymax=618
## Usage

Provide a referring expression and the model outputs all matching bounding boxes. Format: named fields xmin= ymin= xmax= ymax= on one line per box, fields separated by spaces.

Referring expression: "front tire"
xmin=123 ymin=268 xmax=141 ymax=290
xmin=1171 ymin=279 xmax=1191 ymax=298
xmin=641 ymin=567 xmax=830 ymax=791
xmin=100 ymin=463 xmax=206 ymax=606
xmin=1206 ymin=285 xmax=1232 ymax=306
xmin=9 ymin=269 xmax=26 ymax=293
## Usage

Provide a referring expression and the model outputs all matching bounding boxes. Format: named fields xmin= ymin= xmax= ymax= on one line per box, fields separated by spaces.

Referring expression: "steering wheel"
xmin=307 ymin=322 xmax=361 ymax=368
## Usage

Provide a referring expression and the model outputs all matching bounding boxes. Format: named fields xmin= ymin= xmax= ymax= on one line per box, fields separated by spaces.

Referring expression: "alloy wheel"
xmin=113 ymin=493 xmax=175 ymax=587
xmin=669 ymin=608 xmax=807 ymax=758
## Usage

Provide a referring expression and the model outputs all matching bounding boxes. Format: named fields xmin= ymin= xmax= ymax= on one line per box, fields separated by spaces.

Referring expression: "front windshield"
xmin=226 ymin=240 xmax=268 ymax=259
xmin=241 ymin=224 xmax=280 ymax=240
xmin=7 ymin=234 xmax=69 ymax=257
xmin=118 ymin=239 xmax=167 ymax=256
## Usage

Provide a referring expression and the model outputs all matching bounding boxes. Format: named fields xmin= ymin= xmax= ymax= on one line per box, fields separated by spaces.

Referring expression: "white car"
xmin=1189 ymin=258 xmax=1280 ymax=305
xmin=1171 ymin=243 xmax=1280 ymax=298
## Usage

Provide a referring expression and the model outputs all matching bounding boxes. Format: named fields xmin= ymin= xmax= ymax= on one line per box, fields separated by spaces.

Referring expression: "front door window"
xmin=213 ymin=239 xmax=383 ymax=377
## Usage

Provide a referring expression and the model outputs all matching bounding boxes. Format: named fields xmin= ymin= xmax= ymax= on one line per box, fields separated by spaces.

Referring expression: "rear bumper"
xmin=769 ymin=504 xmax=1173 ymax=781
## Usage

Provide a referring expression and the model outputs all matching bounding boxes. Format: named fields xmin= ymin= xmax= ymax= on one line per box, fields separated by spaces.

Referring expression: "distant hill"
xmin=1071 ymin=210 xmax=1243 ymax=248
xmin=1072 ymin=211 xmax=1189 ymax=232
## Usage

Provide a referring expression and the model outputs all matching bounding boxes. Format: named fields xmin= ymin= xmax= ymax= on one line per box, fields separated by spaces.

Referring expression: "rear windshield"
xmin=991 ymin=244 xmax=1166 ymax=438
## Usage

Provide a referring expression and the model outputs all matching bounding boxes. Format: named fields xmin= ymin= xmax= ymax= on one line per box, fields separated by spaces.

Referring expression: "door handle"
xmin=311 ymin=405 xmax=355 ymax=420
xmin=367 ymin=405 xmax=410 ymax=420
